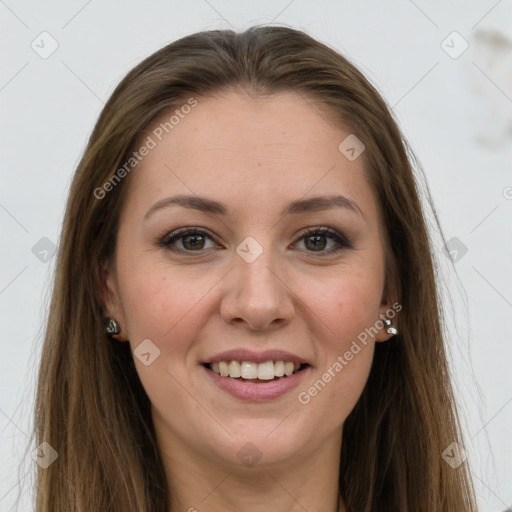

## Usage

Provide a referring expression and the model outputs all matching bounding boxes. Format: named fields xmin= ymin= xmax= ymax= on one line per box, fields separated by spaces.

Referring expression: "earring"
xmin=383 ymin=318 xmax=398 ymax=336
xmin=105 ymin=316 xmax=120 ymax=336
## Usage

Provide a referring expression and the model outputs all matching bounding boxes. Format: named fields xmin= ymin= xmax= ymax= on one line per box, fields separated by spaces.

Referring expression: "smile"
xmin=202 ymin=361 xmax=310 ymax=402
xmin=207 ymin=360 xmax=306 ymax=381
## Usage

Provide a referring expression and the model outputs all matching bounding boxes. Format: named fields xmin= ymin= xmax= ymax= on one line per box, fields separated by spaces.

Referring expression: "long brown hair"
xmin=31 ymin=25 xmax=477 ymax=511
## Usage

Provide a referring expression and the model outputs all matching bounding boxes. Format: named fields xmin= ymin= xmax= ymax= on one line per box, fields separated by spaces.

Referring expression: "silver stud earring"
xmin=383 ymin=318 xmax=398 ymax=336
xmin=105 ymin=316 xmax=120 ymax=336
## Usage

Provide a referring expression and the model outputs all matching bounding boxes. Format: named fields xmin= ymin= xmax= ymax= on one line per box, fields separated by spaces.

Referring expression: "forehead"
xmin=123 ymin=91 xmax=379 ymax=222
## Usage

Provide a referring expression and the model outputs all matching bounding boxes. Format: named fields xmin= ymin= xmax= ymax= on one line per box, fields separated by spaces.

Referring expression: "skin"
xmin=102 ymin=91 xmax=397 ymax=512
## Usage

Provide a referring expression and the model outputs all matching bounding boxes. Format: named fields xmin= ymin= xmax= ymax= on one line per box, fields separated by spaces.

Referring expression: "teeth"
xmin=228 ymin=360 xmax=241 ymax=378
xmin=241 ymin=361 xmax=258 ymax=379
xmin=219 ymin=361 xmax=229 ymax=377
xmin=208 ymin=360 xmax=304 ymax=380
xmin=257 ymin=361 xmax=275 ymax=380
xmin=274 ymin=360 xmax=285 ymax=377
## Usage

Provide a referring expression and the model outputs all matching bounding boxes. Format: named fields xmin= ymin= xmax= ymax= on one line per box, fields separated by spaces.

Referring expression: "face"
xmin=103 ymin=91 xmax=396 ymax=469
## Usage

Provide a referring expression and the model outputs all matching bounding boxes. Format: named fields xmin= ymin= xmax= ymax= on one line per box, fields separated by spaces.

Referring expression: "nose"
xmin=219 ymin=246 xmax=295 ymax=332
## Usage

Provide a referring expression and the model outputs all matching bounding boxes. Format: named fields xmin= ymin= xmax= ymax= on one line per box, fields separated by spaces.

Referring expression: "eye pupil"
xmin=306 ymin=235 xmax=327 ymax=251
xmin=183 ymin=234 xmax=205 ymax=250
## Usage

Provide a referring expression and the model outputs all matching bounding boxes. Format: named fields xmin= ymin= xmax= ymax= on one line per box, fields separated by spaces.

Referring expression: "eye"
xmin=158 ymin=226 xmax=353 ymax=255
xmin=158 ymin=227 xmax=219 ymax=253
xmin=293 ymin=226 xmax=353 ymax=255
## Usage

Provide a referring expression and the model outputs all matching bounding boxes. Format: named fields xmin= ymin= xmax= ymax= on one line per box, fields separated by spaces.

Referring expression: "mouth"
xmin=202 ymin=360 xmax=310 ymax=383
xmin=200 ymin=349 xmax=312 ymax=401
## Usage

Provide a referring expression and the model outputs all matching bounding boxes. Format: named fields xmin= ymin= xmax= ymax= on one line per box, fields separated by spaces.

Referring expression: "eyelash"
xmin=157 ymin=226 xmax=353 ymax=256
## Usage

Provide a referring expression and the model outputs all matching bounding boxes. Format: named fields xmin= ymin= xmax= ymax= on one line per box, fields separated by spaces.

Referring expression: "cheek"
xmin=300 ymin=345 xmax=374 ymax=433
xmin=118 ymin=257 xmax=208 ymax=336
xmin=303 ymin=267 xmax=383 ymax=348
xmin=117 ymin=263 xmax=212 ymax=406
xmin=296 ymin=305 xmax=376 ymax=435
xmin=293 ymin=268 xmax=381 ymax=417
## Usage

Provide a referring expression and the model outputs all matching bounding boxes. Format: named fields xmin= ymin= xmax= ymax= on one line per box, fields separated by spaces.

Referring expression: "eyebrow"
xmin=143 ymin=193 xmax=366 ymax=221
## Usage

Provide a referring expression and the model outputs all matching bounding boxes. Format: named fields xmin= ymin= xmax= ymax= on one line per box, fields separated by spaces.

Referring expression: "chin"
xmin=203 ymin=417 xmax=328 ymax=469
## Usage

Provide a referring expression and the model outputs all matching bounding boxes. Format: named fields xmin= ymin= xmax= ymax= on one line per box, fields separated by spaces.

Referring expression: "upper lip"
xmin=201 ymin=349 xmax=311 ymax=366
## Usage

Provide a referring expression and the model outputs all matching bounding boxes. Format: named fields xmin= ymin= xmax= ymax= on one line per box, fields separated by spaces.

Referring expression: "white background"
xmin=1 ymin=1 xmax=511 ymax=510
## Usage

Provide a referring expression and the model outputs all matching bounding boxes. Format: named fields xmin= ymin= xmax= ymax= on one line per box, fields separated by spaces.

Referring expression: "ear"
xmin=97 ymin=258 xmax=129 ymax=342
xmin=375 ymin=268 xmax=400 ymax=343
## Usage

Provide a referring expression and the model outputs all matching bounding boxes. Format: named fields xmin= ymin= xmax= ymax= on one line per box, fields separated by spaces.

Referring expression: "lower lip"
xmin=202 ymin=365 xmax=310 ymax=402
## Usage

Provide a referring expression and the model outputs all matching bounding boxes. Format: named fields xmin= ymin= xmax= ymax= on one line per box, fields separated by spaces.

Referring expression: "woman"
xmin=33 ymin=25 xmax=478 ymax=511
